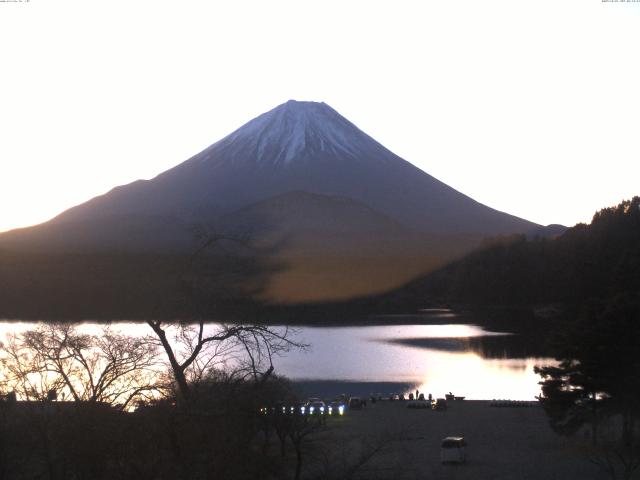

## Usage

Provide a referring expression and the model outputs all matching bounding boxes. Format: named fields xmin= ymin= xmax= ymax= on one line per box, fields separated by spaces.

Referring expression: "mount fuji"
xmin=0 ymin=100 xmax=540 ymax=304
xmin=40 ymin=100 xmax=535 ymax=235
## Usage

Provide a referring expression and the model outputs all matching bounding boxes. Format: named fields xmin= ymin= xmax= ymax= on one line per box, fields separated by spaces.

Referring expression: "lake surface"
xmin=276 ymin=323 xmax=551 ymax=400
xmin=0 ymin=318 xmax=553 ymax=401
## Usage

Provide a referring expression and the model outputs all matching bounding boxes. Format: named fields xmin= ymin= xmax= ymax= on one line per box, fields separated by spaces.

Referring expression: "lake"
xmin=276 ymin=322 xmax=551 ymax=400
xmin=0 ymin=315 xmax=553 ymax=401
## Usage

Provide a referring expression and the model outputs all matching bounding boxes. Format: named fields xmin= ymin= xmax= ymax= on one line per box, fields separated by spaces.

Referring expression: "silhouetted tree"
xmin=536 ymin=294 xmax=640 ymax=479
xmin=146 ymin=232 xmax=304 ymax=403
xmin=0 ymin=324 xmax=162 ymax=409
xmin=146 ymin=321 xmax=302 ymax=403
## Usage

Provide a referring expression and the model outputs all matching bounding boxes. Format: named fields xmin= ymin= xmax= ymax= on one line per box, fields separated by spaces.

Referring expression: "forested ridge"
xmin=390 ymin=197 xmax=640 ymax=310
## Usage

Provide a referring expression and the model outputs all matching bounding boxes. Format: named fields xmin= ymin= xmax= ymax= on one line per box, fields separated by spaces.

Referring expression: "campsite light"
xmin=300 ymin=406 xmax=305 ymax=415
xmin=338 ymin=405 xmax=345 ymax=415
xmin=310 ymin=406 xmax=315 ymax=414
xmin=328 ymin=406 xmax=333 ymax=415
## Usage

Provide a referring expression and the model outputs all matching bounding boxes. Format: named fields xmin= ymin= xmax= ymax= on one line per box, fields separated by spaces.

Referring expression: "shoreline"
xmin=291 ymin=380 xmax=542 ymax=402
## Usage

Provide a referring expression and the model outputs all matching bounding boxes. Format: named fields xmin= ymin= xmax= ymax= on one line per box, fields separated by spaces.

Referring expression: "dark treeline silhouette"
xmin=378 ymin=197 xmax=640 ymax=315
xmin=0 ymin=374 xmax=304 ymax=480
xmin=534 ymin=294 xmax=640 ymax=480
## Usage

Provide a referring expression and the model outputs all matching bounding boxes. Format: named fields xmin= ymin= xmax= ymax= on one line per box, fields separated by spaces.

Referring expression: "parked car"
xmin=290 ymin=401 xmax=306 ymax=415
xmin=305 ymin=400 xmax=326 ymax=415
xmin=440 ymin=436 xmax=467 ymax=463
xmin=328 ymin=401 xmax=346 ymax=416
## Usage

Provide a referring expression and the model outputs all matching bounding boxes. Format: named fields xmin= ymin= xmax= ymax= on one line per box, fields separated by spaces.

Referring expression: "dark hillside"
xmin=382 ymin=197 xmax=640 ymax=311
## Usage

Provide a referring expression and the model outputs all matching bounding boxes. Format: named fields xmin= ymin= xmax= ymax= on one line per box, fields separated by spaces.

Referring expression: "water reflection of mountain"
xmin=385 ymin=333 xmax=549 ymax=359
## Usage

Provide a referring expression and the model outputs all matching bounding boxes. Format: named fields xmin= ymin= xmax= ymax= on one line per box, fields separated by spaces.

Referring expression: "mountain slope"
xmin=39 ymin=100 xmax=537 ymax=239
xmin=214 ymin=191 xmax=476 ymax=301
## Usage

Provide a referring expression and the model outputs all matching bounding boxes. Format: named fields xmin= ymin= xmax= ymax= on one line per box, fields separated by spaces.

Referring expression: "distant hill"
xmin=376 ymin=197 xmax=640 ymax=314
xmin=214 ymin=190 xmax=482 ymax=302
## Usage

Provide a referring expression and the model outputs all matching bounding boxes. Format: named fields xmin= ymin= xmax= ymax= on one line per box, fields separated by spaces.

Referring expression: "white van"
xmin=440 ymin=436 xmax=467 ymax=463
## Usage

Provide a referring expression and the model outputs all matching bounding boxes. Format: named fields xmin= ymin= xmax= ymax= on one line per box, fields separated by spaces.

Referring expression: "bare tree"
xmin=0 ymin=332 xmax=63 ymax=401
xmin=146 ymin=230 xmax=305 ymax=402
xmin=146 ymin=320 xmax=303 ymax=402
xmin=0 ymin=323 xmax=162 ymax=410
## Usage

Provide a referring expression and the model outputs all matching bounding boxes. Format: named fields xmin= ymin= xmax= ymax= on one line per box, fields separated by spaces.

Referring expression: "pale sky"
xmin=1 ymin=0 xmax=638 ymax=233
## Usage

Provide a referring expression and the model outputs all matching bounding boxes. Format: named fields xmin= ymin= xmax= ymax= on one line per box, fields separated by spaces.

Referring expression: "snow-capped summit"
xmin=197 ymin=100 xmax=395 ymax=167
